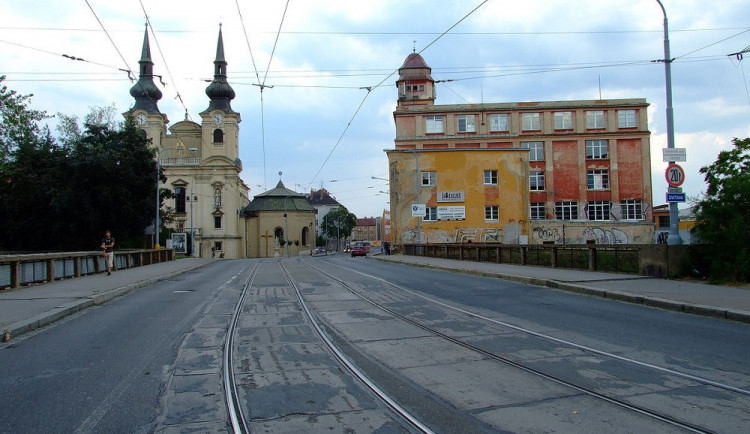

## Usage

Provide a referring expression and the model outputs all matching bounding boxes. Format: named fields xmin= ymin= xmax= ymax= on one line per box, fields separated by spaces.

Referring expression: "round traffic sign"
xmin=665 ymin=163 xmax=685 ymax=187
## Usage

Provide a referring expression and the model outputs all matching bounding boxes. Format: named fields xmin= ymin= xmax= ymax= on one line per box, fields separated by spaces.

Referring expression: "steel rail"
xmin=223 ymin=261 xmax=261 ymax=434
xmin=278 ymin=260 xmax=435 ymax=434
xmin=305 ymin=259 xmax=727 ymax=434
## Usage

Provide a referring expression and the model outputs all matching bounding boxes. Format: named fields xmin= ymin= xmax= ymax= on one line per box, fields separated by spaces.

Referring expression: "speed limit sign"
xmin=665 ymin=163 xmax=685 ymax=187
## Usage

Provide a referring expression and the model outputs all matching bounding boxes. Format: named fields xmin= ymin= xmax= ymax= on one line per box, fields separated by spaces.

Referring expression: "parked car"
xmin=350 ymin=244 xmax=367 ymax=257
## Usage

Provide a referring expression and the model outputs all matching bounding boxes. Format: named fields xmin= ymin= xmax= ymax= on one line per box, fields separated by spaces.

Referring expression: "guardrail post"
xmin=46 ymin=258 xmax=55 ymax=283
xmin=551 ymin=246 xmax=557 ymax=268
xmin=589 ymin=247 xmax=597 ymax=271
xmin=520 ymin=246 xmax=527 ymax=265
xmin=11 ymin=261 xmax=20 ymax=289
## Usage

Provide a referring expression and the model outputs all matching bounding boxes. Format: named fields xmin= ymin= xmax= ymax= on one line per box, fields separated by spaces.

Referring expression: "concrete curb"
xmin=4 ymin=260 xmax=214 ymax=341
xmin=372 ymin=256 xmax=750 ymax=324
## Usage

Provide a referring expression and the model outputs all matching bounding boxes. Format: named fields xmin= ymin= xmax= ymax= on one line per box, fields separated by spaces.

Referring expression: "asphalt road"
xmin=2 ymin=256 xmax=749 ymax=433
xmin=0 ymin=260 xmax=250 ymax=434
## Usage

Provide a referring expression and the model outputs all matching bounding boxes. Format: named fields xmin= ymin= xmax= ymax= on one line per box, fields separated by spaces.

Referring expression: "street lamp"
xmin=284 ymin=194 xmax=292 ymax=258
xmin=402 ymin=149 xmax=422 ymax=244
xmin=655 ymin=0 xmax=683 ymax=245
xmin=185 ymin=147 xmax=199 ymax=257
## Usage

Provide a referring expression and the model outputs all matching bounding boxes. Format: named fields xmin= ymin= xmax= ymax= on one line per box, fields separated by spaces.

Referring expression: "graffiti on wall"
xmin=583 ymin=227 xmax=629 ymax=244
xmin=532 ymin=226 xmax=562 ymax=243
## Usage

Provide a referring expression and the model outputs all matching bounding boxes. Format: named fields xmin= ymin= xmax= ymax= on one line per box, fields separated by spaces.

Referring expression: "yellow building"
xmin=386 ymin=148 xmax=529 ymax=245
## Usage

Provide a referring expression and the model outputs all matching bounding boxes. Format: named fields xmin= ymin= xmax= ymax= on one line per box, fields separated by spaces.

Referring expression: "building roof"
xmin=307 ymin=189 xmax=342 ymax=206
xmin=397 ymin=52 xmax=433 ymax=82
xmin=356 ymin=217 xmax=377 ymax=226
xmin=241 ymin=181 xmax=316 ymax=215
xmin=394 ymin=98 xmax=649 ymax=114
xmin=202 ymin=27 xmax=236 ymax=114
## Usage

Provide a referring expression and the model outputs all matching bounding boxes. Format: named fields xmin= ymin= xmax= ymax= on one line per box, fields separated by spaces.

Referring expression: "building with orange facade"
xmin=386 ymin=52 xmax=654 ymax=245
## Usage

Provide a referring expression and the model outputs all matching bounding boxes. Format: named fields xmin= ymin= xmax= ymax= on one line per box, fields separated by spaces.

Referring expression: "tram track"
xmin=296 ymin=257 xmax=750 ymax=433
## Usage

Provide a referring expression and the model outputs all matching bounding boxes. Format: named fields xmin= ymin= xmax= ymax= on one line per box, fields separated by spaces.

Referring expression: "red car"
xmin=350 ymin=244 xmax=367 ymax=257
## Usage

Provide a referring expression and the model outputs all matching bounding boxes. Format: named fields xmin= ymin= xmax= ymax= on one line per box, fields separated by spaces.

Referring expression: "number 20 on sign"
xmin=665 ymin=163 xmax=685 ymax=187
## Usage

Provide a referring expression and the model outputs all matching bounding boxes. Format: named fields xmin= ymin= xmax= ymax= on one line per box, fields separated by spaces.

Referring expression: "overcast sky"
xmin=2 ymin=0 xmax=749 ymax=218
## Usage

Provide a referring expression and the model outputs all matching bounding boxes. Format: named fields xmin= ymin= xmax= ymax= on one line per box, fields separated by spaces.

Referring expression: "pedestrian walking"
xmin=101 ymin=230 xmax=115 ymax=275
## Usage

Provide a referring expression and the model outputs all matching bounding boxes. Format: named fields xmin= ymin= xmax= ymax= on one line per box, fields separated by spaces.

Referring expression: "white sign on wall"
xmin=437 ymin=206 xmax=466 ymax=221
xmin=411 ymin=204 xmax=426 ymax=217
xmin=438 ymin=191 xmax=465 ymax=203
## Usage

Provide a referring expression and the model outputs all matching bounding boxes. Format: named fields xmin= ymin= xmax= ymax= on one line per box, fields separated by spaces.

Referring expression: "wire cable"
xmin=83 ymin=0 xmax=134 ymax=81
xmin=304 ymin=0 xmax=489 ymax=190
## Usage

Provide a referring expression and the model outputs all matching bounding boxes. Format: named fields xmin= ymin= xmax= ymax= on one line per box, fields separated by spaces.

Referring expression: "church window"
xmin=214 ymin=215 xmax=222 ymax=229
xmin=213 ymin=129 xmax=224 ymax=143
xmin=174 ymin=187 xmax=186 ymax=213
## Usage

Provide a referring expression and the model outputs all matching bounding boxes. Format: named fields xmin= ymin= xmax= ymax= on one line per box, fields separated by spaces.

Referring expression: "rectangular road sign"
xmin=411 ymin=203 xmax=426 ymax=217
xmin=668 ymin=187 xmax=683 ymax=193
xmin=663 ymin=148 xmax=687 ymax=162
xmin=666 ymin=192 xmax=686 ymax=202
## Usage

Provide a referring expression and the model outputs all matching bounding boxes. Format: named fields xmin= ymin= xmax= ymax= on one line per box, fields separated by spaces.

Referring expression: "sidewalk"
xmin=0 ymin=258 xmax=214 ymax=340
xmin=373 ymin=254 xmax=750 ymax=324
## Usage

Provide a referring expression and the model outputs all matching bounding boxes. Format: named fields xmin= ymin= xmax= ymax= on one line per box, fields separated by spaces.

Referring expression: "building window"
xmin=587 ymin=169 xmax=610 ymax=190
xmin=214 ymin=241 xmax=222 ymax=251
xmin=483 ymin=170 xmax=498 ymax=185
xmin=618 ymin=109 xmax=637 ymax=128
xmin=530 ymin=171 xmax=545 ymax=191
xmin=554 ymin=111 xmax=573 ymax=130
xmin=214 ymin=215 xmax=222 ymax=229
xmin=587 ymin=201 xmax=611 ymax=221
xmin=421 ymin=171 xmax=436 ymax=186
xmin=530 ymin=202 xmax=546 ymax=220
xmin=489 ymin=113 xmax=508 ymax=132
xmin=424 ymin=207 xmax=438 ymax=221
xmin=213 ymin=129 xmax=224 ymax=143
xmin=426 ymin=115 xmax=444 ymax=134
xmin=521 ymin=112 xmax=541 ymax=131
xmin=555 ymin=201 xmax=579 ymax=220
xmin=658 ymin=215 xmax=670 ymax=228
xmin=621 ymin=199 xmax=644 ymax=220
xmin=174 ymin=187 xmax=186 ymax=213
xmin=457 ymin=114 xmax=476 ymax=133
xmin=485 ymin=205 xmax=499 ymax=221
xmin=586 ymin=139 xmax=609 ymax=159
xmin=586 ymin=110 xmax=605 ymax=129
xmin=522 ymin=141 xmax=544 ymax=161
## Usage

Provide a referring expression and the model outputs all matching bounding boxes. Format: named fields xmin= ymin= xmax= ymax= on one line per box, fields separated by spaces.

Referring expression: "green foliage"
xmin=0 ymin=80 xmax=161 ymax=251
xmin=315 ymin=234 xmax=326 ymax=247
xmin=694 ymin=137 xmax=750 ymax=282
xmin=322 ymin=206 xmax=357 ymax=239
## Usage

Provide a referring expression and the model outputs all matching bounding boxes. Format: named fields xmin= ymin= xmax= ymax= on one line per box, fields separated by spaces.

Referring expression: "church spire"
xmin=203 ymin=25 xmax=236 ymax=114
xmin=129 ymin=25 xmax=163 ymax=114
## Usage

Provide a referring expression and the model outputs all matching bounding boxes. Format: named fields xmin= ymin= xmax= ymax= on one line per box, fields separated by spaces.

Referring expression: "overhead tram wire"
xmin=82 ymin=0 xmax=134 ymax=81
xmin=304 ymin=0 xmax=490 ymax=190
xmin=236 ymin=0 xmax=291 ymax=191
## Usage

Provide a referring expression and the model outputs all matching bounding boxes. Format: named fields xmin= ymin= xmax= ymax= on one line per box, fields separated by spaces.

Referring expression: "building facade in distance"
xmin=387 ymin=52 xmax=654 ymax=245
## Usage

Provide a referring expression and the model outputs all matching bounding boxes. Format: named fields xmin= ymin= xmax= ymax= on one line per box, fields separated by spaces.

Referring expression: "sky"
xmin=2 ymin=0 xmax=749 ymax=218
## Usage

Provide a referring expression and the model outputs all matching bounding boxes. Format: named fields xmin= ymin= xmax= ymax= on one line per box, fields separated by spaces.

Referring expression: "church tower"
xmin=396 ymin=50 xmax=435 ymax=107
xmin=126 ymin=25 xmax=168 ymax=143
xmin=200 ymin=26 xmax=240 ymax=163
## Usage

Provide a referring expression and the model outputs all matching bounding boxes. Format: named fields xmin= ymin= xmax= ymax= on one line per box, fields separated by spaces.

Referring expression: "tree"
xmin=322 ymin=206 xmax=357 ymax=240
xmin=694 ymin=137 xmax=750 ymax=281
xmin=0 ymin=79 xmax=162 ymax=251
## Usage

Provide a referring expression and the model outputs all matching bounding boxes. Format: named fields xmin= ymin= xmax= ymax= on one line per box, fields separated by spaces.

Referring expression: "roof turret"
xmin=203 ymin=26 xmax=236 ymax=114
xmin=129 ymin=26 xmax=163 ymax=114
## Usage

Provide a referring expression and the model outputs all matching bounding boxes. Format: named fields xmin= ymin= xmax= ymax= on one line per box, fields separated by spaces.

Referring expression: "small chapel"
xmin=241 ymin=181 xmax=318 ymax=258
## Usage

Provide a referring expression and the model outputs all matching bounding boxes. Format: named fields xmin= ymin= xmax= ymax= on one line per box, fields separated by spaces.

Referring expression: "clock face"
xmin=136 ymin=114 xmax=147 ymax=126
xmin=213 ymin=114 xmax=224 ymax=125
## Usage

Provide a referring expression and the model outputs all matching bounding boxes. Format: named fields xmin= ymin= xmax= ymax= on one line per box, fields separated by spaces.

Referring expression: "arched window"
xmin=174 ymin=187 xmax=186 ymax=213
xmin=302 ymin=227 xmax=309 ymax=246
xmin=274 ymin=227 xmax=284 ymax=244
xmin=213 ymin=129 xmax=224 ymax=143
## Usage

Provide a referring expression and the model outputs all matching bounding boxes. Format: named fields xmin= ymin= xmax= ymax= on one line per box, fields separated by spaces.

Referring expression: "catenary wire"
xmin=304 ymin=0 xmax=490 ymax=190
xmin=83 ymin=0 xmax=134 ymax=81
